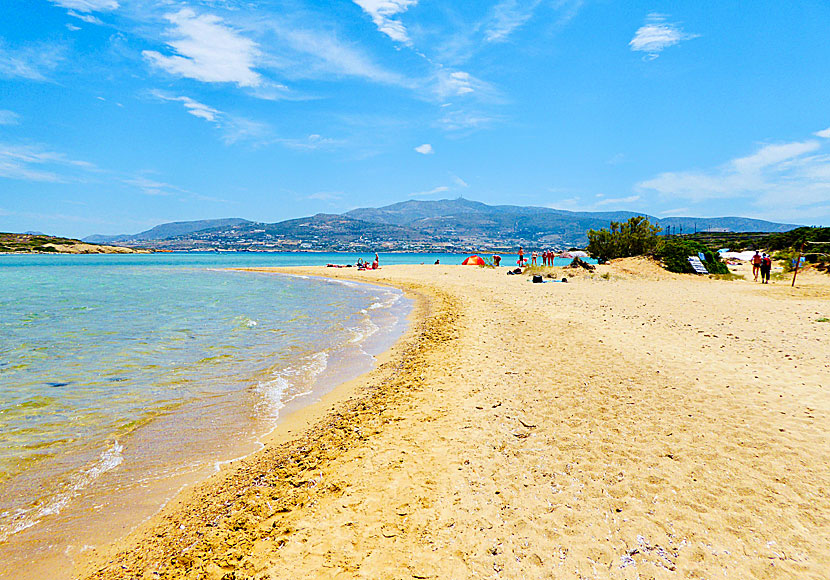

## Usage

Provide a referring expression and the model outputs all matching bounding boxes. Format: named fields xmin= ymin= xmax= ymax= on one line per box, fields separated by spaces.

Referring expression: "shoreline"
xmin=77 ymin=271 xmax=447 ymax=579
xmin=0 ymin=267 xmax=413 ymax=580
xmin=78 ymin=262 xmax=830 ymax=578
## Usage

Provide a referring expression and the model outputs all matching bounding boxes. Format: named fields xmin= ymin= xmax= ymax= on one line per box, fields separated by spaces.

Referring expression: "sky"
xmin=1 ymin=0 xmax=830 ymax=238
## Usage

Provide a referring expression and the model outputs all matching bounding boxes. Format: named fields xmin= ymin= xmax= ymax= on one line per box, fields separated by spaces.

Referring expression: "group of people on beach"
xmin=356 ymin=253 xmax=380 ymax=270
xmin=517 ymin=247 xmax=558 ymax=267
xmin=751 ymin=250 xmax=772 ymax=283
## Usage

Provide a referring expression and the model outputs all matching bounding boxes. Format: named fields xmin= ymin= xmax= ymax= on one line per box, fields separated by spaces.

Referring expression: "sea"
xmin=0 ymin=250 xmax=589 ymax=578
xmin=0 ymin=252 xmax=465 ymax=579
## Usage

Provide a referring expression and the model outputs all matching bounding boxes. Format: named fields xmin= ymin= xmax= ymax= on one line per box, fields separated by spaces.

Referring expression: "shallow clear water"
xmin=0 ymin=252 xmax=422 ymax=578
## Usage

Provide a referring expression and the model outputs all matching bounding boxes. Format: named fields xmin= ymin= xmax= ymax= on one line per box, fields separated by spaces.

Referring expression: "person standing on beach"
xmin=518 ymin=247 xmax=524 ymax=266
xmin=372 ymin=253 xmax=379 ymax=270
xmin=761 ymin=253 xmax=772 ymax=283
xmin=751 ymin=251 xmax=762 ymax=281
xmin=531 ymin=251 xmax=538 ymax=266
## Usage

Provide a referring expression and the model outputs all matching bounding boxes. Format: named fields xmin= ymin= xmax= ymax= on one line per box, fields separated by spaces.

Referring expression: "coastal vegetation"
xmin=586 ymin=217 xmax=729 ymax=274
xmin=654 ymin=238 xmax=729 ymax=275
xmin=0 ymin=233 xmax=75 ymax=252
xmin=0 ymin=233 xmax=148 ymax=254
xmin=585 ymin=216 xmax=662 ymax=261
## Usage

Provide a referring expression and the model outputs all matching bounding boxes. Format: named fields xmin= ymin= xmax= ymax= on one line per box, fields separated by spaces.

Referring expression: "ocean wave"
xmin=367 ymin=291 xmax=402 ymax=310
xmin=0 ymin=442 xmax=124 ymax=542
xmin=325 ymin=279 xmax=360 ymax=288
xmin=347 ymin=318 xmax=380 ymax=345
xmin=254 ymin=352 xmax=330 ymax=421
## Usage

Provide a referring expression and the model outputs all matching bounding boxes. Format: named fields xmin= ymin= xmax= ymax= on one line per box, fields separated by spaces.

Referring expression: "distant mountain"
xmin=345 ymin=198 xmax=658 ymax=246
xmin=346 ymin=198 xmax=652 ymax=227
xmin=83 ymin=199 xmax=802 ymax=251
xmin=657 ymin=216 xmax=797 ymax=234
xmin=83 ymin=218 xmax=251 ymax=244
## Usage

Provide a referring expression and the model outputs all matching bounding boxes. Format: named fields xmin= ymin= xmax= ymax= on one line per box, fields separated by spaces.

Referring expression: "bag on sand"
xmin=532 ymin=275 xmax=543 ymax=283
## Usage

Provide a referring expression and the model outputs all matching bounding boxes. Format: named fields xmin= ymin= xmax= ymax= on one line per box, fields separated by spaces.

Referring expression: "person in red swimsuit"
xmin=518 ymin=246 xmax=524 ymax=266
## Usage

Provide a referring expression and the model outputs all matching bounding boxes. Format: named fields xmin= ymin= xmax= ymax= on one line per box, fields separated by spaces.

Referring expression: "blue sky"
xmin=1 ymin=0 xmax=830 ymax=237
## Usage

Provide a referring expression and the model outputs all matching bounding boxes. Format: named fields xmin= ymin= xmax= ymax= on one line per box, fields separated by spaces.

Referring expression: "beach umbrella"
xmin=462 ymin=255 xmax=486 ymax=266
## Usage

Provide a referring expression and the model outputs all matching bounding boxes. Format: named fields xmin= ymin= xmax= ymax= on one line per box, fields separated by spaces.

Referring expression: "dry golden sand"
xmin=79 ymin=260 xmax=830 ymax=579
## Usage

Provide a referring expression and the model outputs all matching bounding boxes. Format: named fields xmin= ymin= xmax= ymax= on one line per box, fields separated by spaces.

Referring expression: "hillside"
xmin=82 ymin=198 xmax=802 ymax=252
xmin=84 ymin=218 xmax=251 ymax=244
xmin=0 ymin=233 xmax=151 ymax=254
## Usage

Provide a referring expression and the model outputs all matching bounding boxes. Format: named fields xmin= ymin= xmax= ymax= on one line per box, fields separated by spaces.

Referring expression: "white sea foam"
xmin=0 ymin=442 xmax=124 ymax=542
xmin=325 ymin=278 xmax=360 ymax=288
xmin=254 ymin=351 xmax=330 ymax=421
xmin=348 ymin=317 xmax=380 ymax=345
xmin=368 ymin=291 xmax=402 ymax=310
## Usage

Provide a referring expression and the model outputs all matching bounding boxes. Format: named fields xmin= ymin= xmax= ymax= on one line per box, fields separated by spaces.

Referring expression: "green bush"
xmin=655 ymin=238 xmax=729 ymax=274
xmin=586 ymin=216 xmax=662 ymax=260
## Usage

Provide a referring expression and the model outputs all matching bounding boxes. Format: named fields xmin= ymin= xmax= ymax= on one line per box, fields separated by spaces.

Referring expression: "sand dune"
xmin=79 ymin=261 xmax=830 ymax=579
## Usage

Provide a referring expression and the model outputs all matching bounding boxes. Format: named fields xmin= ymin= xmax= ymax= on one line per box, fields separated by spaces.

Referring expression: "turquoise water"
xmin=0 ymin=252 xmax=423 ymax=578
xmin=0 ymin=250 xmax=591 ymax=577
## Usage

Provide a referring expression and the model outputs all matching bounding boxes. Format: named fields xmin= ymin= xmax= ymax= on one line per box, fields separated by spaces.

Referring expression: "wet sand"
xmin=79 ymin=260 xmax=830 ymax=579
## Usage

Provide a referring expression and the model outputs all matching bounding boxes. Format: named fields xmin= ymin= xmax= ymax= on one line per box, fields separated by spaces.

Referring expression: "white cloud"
xmin=815 ymin=127 xmax=830 ymax=139
xmin=143 ymin=9 xmax=262 ymax=87
xmin=433 ymin=70 xmax=494 ymax=100
xmin=266 ymin=24 xmax=409 ymax=88
xmin=594 ymin=194 xmax=641 ymax=207
xmin=50 ymin=0 xmax=118 ymax=12
xmin=152 ymin=91 xmax=222 ymax=123
xmin=353 ymin=0 xmax=418 ymax=44
xmin=438 ymin=70 xmax=475 ymax=96
xmin=451 ymin=174 xmax=468 ymax=188
xmin=122 ymin=175 xmax=182 ymax=196
xmin=731 ymin=140 xmax=819 ymax=173
xmin=630 ymin=13 xmax=698 ymax=60
xmin=0 ymin=143 xmax=95 ymax=182
xmin=278 ymin=133 xmax=339 ymax=151
xmin=0 ymin=110 xmax=20 ymax=125
xmin=151 ymin=90 xmax=277 ymax=146
xmin=67 ymin=10 xmax=104 ymax=25
xmin=0 ymin=41 xmax=64 ymax=81
xmin=484 ymin=0 xmax=542 ymax=43
xmin=637 ymin=130 xmax=830 ymax=219
xmin=306 ymin=191 xmax=343 ymax=201
xmin=414 ymin=143 xmax=433 ymax=155
xmin=409 ymin=185 xmax=449 ymax=197
xmin=438 ymin=110 xmax=496 ymax=132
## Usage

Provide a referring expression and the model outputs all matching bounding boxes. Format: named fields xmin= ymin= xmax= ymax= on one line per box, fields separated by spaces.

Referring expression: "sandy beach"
xmin=78 ymin=260 xmax=830 ymax=579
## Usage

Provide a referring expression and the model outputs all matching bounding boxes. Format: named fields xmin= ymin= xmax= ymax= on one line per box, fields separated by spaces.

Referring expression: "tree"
xmin=586 ymin=216 xmax=662 ymax=260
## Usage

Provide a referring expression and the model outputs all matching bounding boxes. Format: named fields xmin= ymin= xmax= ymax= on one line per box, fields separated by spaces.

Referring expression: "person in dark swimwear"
xmin=518 ymin=247 xmax=524 ymax=266
xmin=760 ymin=253 xmax=772 ymax=284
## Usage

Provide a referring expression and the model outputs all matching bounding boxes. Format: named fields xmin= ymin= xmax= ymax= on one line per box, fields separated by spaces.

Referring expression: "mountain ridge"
xmin=83 ymin=199 xmax=802 ymax=251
